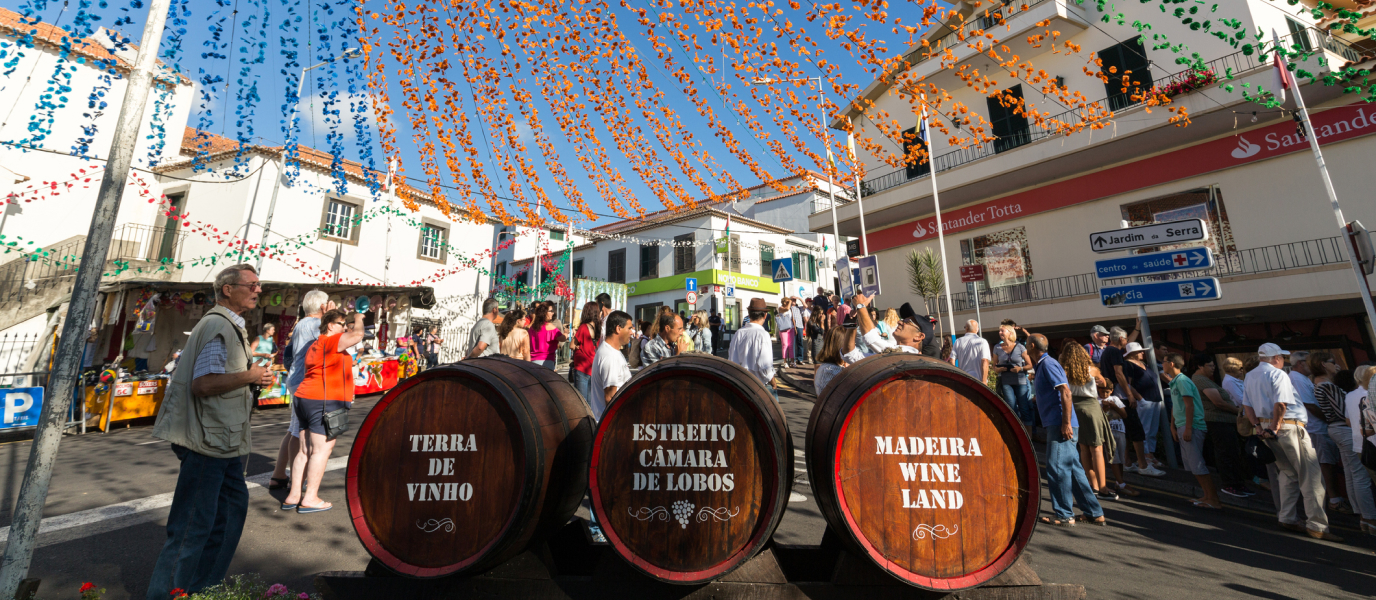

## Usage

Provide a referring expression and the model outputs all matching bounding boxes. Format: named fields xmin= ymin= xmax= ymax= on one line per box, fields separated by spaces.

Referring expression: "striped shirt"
xmin=192 ymin=310 xmax=246 ymax=379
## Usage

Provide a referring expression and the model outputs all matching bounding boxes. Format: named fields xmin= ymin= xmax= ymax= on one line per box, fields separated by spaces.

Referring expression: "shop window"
xmin=608 ymin=249 xmax=626 ymax=283
xmin=1097 ymin=36 xmax=1152 ymax=111
xmin=1119 ymin=186 xmax=1237 ymax=263
xmin=674 ymin=233 xmax=695 ymax=274
xmin=640 ymin=244 xmax=660 ymax=279
xmin=960 ymin=226 xmax=1032 ymax=292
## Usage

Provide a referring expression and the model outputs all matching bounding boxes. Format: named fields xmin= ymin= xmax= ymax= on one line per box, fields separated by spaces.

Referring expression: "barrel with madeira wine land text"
xmin=346 ymin=356 xmax=594 ymax=577
xmin=589 ymin=354 xmax=793 ymax=584
xmin=807 ymin=354 xmax=1039 ymax=590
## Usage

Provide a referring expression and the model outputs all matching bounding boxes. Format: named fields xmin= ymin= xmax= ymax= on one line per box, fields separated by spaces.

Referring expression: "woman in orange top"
xmin=284 ymin=309 xmax=364 ymax=514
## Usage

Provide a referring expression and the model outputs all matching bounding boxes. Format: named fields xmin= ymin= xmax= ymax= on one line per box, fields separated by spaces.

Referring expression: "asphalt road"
xmin=0 ymin=379 xmax=1372 ymax=599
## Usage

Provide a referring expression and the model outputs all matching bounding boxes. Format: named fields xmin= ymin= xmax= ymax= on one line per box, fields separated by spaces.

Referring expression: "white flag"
xmin=1271 ymin=29 xmax=1294 ymax=104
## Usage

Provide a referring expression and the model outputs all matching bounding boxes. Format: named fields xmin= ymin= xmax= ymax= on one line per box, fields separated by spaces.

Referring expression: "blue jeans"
xmin=568 ymin=368 xmax=591 ymax=401
xmin=146 ymin=445 xmax=249 ymax=599
xmin=1045 ymin=427 xmax=1103 ymax=521
xmin=1138 ymin=400 xmax=1164 ymax=453
xmin=999 ymin=383 xmax=1034 ymax=426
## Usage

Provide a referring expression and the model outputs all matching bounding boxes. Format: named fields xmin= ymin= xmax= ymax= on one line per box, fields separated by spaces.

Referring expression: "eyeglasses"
xmin=228 ymin=282 xmax=262 ymax=291
xmin=328 ymin=321 xmax=345 ymax=327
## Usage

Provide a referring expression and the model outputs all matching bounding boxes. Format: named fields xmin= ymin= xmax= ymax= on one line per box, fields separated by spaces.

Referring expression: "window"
xmin=496 ymin=262 xmax=507 ymax=282
xmin=640 ymin=244 xmax=660 ymax=279
xmin=986 ymin=85 xmax=1031 ymax=154
xmin=759 ymin=243 xmax=774 ymax=277
xmin=792 ymin=252 xmax=815 ymax=282
xmin=550 ymin=229 xmax=566 ymax=241
xmin=674 ymin=233 xmax=695 ymax=274
xmin=728 ymin=235 xmax=741 ymax=273
xmin=960 ymin=227 xmax=1032 ymax=291
xmin=903 ymin=126 xmax=931 ymax=180
xmin=321 ymin=198 xmax=361 ymax=244
xmin=1097 ymin=36 xmax=1152 ymax=111
xmin=608 ymin=249 xmax=626 ymax=283
xmin=573 ymin=258 xmax=584 ymax=278
xmin=417 ymin=220 xmax=447 ymax=263
xmin=1286 ymin=18 xmax=1313 ymax=53
xmin=1120 ymin=186 xmax=1237 ymax=263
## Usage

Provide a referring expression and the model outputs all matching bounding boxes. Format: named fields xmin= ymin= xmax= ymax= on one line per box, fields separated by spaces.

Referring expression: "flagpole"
xmin=847 ymin=124 xmax=870 ymax=255
xmin=923 ymin=103 xmax=958 ymax=344
xmin=1278 ymin=35 xmax=1376 ymax=343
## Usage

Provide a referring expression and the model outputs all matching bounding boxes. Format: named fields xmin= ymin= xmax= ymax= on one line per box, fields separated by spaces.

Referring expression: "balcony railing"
xmin=109 ymin=223 xmax=187 ymax=264
xmin=0 ymin=237 xmax=84 ymax=304
xmin=925 ymin=236 xmax=1351 ymax=314
xmin=850 ymin=27 xmax=1359 ymax=202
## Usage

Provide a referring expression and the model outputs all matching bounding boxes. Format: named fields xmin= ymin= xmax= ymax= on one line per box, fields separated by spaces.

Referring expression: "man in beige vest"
xmin=146 ymin=264 xmax=273 ymax=599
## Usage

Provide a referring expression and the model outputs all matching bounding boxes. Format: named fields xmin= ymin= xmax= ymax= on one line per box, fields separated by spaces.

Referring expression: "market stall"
xmin=353 ymin=356 xmax=401 ymax=395
xmin=83 ymin=374 xmax=167 ymax=432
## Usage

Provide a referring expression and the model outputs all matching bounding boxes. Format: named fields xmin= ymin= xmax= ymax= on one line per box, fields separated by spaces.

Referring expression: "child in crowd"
xmin=1099 ymin=379 xmax=1141 ymax=497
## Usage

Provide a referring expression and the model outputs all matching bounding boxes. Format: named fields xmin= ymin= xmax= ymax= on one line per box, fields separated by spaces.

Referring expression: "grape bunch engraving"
xmin=672 ymin=500 xmax=695 ymax=529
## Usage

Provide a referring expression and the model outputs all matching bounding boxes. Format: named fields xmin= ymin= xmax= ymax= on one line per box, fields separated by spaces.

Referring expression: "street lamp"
xmin=253 ymin=47 xmax=362 ymax=273
xmin=747 ymin=76 xmax=846 ymax=269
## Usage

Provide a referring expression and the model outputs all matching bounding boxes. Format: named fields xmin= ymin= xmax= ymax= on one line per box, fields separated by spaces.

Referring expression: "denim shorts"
xmin=293 ymin=398 xmax=351 ymax=436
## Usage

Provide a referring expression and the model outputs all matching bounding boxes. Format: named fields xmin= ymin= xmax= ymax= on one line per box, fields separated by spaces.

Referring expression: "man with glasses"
xmin=148 ymin=264 xmax=275 ymax=598
xmin=851 ymin=293 xmax=929 ymax=355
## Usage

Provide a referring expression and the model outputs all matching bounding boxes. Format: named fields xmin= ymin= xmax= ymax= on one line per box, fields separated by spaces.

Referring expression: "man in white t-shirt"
xmin=589 ymin=310 xmax=634 ymax=420
xmin=953 ymin=319 xmax=991 ymax=382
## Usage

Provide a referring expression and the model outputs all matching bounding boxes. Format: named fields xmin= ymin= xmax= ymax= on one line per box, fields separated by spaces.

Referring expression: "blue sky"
xmin=0 ymin=0 xmax=933 ymax=230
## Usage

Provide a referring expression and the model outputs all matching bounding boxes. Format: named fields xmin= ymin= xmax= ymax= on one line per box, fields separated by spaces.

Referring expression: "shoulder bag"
xmin=320 ymin=336 xmax=351 ymax=441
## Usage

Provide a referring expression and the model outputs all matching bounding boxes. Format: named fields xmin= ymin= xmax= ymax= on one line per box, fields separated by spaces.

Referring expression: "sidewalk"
xmin=774 ymin=361 xmax=1369 ymax=535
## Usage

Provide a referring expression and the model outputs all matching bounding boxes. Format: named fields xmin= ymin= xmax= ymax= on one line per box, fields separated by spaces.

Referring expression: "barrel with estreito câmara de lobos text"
xmin=589 ymin=354 xmax=793 ymax=584
xmin=806 ymin=353 xmax=1039 ymax=591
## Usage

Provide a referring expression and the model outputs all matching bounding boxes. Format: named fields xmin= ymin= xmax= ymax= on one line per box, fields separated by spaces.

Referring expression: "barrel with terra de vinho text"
xmin=346 ymin=357 xmax=594 ymax=577
xmin=806 ymin=354 xmax=1039 ymax=591
xmin=589 ymin=354 xmax=793 ymax=584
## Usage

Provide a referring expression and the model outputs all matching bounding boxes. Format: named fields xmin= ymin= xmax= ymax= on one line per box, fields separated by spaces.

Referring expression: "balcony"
xmin=848 ymin=27 xmax=1360 ymax=204
xmin=0 ymin=223 xmax=187 ymax=307
xmin=108 ymin=223 xmax=188 ymax=265
xmin=924 ymin=236 xmax=1351 ymax=314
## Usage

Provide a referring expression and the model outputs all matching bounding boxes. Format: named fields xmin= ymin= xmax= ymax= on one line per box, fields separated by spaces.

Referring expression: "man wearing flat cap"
xmin=852 ymin=293 xmax=929 ymax=356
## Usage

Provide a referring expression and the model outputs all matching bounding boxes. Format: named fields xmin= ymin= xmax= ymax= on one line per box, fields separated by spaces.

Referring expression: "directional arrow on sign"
xmin=1094 ymin=247 xmax=1215 ymax=279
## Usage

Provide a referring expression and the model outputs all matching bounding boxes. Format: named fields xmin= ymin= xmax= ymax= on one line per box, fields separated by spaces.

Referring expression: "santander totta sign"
xmin=864 ymin=102 xmax=1376 ymax=254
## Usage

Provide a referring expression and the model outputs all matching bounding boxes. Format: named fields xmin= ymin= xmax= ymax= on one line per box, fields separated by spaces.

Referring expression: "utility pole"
xmin=0 ymin=1 xmax=172 ymax=596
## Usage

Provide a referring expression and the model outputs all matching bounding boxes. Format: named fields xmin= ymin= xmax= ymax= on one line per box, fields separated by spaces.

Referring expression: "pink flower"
xmin=263 ymin=583 xmax=290 ymax=598
xmin=299 ymin=594 xmax=310 ymax=599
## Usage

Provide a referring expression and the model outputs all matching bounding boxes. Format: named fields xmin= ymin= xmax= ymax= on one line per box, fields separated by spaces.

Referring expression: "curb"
xmin=775 ymin=364 xmax=816 ymax=400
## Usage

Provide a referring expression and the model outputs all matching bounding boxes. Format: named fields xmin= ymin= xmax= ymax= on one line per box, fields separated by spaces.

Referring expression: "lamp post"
xmin=253 ymin=47 xmax=361 ymax=273
xmin=748 ymin=76 xmax=848 ymax=285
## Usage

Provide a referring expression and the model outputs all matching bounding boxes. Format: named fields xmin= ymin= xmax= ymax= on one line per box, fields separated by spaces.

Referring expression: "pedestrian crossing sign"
xmin=771 ymin=257 xmax=794 ymax=282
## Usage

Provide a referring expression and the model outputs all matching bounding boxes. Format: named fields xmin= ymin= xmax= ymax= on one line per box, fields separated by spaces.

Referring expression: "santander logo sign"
xmin=1230 ymin=136 xmax=1261 ymax=159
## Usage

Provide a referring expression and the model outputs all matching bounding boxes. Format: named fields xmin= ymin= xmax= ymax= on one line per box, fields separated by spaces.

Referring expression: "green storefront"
xmin=626 ymin=269 xmax=780 ymax=328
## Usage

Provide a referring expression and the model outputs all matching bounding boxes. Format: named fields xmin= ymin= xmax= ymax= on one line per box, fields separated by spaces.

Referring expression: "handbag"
xmin=1236 ymin=409 xmax=1255 ymax=437
xmin=320 ymin=345 xmax=351 ymax=441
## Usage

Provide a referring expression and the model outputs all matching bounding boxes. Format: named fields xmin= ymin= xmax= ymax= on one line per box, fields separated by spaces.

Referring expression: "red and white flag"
xmin=1271 ymin=29 xmax=1293 ymax=104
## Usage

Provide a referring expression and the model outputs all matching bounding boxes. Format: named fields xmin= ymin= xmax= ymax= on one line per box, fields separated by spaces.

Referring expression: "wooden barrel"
xmin=589 ymin=354 xmax=792 ymax=584
xmin=806 ymin=354 xmax=1038 ymax=591
xmin=346 ymin=356 xmax=594 ymax=577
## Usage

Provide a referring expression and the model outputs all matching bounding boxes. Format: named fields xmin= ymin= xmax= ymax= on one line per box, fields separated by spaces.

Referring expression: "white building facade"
xmin=814 ymin=0 xmax=1376 ymax=364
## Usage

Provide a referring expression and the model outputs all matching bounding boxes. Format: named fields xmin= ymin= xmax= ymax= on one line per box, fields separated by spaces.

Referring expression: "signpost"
xmin=686 ymin=291 xmax=698 ymax=306
xmin=1088 ymin=219 xmax=1208 ymax=253
xmin=771 ymin=257 xmax=794 ymax=283
xmin=959 ymin=265 xmax=985 ymax=326
xmin=856 ymin=255 xmax=881 ymax=297
xmin=685 ymin=278 xmax=698 ymax=293
xmin=1094 ymin=247 xmax=1214 ymax=279
xmin=1091 ymin=223 xmax=1219 ymax=469
xmin=835 ymin=257 xmax=854 ymax=299
xmin=1 ymin=388 xmax=43 ymax=430
xmin=725 ymin=286 xmax=735 ymax=298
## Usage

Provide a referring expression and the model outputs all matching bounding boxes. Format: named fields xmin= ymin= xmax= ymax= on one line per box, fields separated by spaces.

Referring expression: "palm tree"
xmin=906 ymin=248 xmax=944 ymax=338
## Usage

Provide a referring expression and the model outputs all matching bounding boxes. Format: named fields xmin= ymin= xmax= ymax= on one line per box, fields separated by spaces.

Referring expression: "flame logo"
xmin=913 ymin=221 xmax=928 ymax=238
xmin=1231 ymin=136 xmax=1261 ymax=159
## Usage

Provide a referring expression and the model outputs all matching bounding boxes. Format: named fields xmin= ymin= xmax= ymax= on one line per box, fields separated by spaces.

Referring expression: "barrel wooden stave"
xmin=806 ymin=354 xmax=1038 ymax=591
xmin=347 ymin=356 xmax=592 ymax=578
xmin=590 ymin=354 xmax=792 ymax=584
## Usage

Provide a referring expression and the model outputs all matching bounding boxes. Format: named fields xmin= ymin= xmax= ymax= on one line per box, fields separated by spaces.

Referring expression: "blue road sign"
xmin=1 ymin=387 xmax=42 ymax=430
xmin=725 ymin=286 xmax=735 ymax=298
xmin=685 ymin=278 xmax=698 ymax=292
xmin=1100 ymin=277 xmax=1222 ymax=307
xmin=771 ymin=257 xmax=795 ymax=282
xmin=1095 ymin=247 xmax=1214 ymax=279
